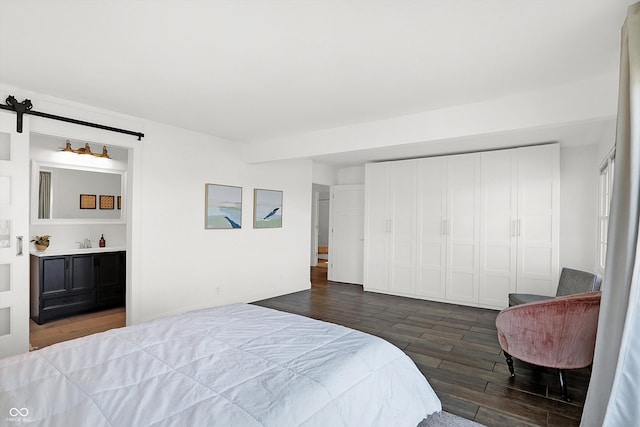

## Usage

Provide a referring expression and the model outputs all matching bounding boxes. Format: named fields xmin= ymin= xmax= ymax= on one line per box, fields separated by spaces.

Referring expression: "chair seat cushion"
xmin=508 ymin=293 xmax=553 ymax=306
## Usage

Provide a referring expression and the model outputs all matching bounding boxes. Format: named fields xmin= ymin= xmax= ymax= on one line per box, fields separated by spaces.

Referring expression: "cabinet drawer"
xmin=42 ymin=292 xmax=96 ymax=311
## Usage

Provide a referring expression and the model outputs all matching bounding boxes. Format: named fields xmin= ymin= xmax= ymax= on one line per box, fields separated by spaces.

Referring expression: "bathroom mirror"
xmin=31 ymin=161 xmax=126 ymax=224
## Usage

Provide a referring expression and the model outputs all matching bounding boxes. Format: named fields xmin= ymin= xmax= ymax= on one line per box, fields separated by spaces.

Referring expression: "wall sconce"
xmin=61 ymin=140 xmax=111 ymax=159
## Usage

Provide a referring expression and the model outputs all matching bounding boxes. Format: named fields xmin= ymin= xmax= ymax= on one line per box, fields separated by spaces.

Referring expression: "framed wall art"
xmin=80 ymin=194 xmax=96 ymax=209
xmin=99 ymin=195 xmax=115 ymax=210
xmin=254 ymin=189 xmax=282 ymax=228
xmin=205 ymin=184 xmax=242 ymax=229
xmin=117 ymin=196 xmax=122 ymax=210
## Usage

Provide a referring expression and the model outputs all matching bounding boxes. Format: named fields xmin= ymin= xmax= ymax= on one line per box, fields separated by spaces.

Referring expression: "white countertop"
xmin=30 ymin=246 xmax=126 ymax=257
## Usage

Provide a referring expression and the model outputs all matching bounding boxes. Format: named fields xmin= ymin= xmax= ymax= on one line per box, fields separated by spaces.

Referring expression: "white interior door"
xmin=328 ymin=185 xmax=364 ymax=284
xmin=0 ymin=112 xmax=30 ymax=358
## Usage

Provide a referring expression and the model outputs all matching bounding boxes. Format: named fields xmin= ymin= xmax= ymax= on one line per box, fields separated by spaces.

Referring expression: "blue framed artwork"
xmin=254 ymin=189 xmax=282 ymax=228
xmin=205 ymin=184 xmax=242 ymax=229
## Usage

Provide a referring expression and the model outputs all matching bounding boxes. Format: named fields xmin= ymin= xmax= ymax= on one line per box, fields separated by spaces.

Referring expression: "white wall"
xmin=559 ymin=145 xmax=599 ymax=272
xmin=337 ymin=166 xmax=365 ymax=184
xmin=137 ymin=121 xmax=312 ymax=321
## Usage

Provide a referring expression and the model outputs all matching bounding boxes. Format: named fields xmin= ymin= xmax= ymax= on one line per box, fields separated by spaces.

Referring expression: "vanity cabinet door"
xmin=40 ymin=256 xmax=67 ymax=297
xmin=96 ymin=252 xmax=125 ymax=307
xmin=96 ymin=253 xmax=120 ymax=288
xmin=69 ymin=254 xmax=95 ymax=292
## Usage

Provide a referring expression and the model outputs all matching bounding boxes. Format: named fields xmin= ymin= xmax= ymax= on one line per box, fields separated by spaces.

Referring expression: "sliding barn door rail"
xmin=1 ymin=95 xmax=144 ymax=140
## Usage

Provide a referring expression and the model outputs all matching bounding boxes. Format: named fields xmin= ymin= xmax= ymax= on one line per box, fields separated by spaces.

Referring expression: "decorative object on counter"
xmin=31 ymin=235 xmax=51 ymax=251
xmin=80 ymin=194 xmax=97 ymax=209
xmin=254 ymin=189 xmax=283 ymax=229
xmin=99 ymin=234 xmax=106 ymax=248
xmin=205 ymin=183 xmax=242 ymax=229
xmin=61 ymin=140 xmax=111 ymax=159
xmin=99 ymin=195 xmax=115 ymax=210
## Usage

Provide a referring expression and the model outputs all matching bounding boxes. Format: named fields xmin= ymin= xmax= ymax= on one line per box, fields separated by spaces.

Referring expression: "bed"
xmin=1 ymin=303 xmax=441 ymax=426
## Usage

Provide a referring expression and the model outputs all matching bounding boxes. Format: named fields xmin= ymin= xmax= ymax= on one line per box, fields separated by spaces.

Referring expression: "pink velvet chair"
xmin=495 ymin=291 xmax=601 ymax=401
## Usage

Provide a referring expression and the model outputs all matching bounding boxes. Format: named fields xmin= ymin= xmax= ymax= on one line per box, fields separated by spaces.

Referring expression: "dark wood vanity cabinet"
xmin=30 ymin=251 xmax=125 ymax=324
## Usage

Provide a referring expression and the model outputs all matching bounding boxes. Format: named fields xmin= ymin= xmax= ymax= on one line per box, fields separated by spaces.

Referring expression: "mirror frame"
xmin=31 ymin=160 xmax=127 ymax=225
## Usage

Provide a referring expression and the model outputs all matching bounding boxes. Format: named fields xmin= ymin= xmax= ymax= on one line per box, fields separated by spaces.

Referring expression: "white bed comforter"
xmin=1 ymin=304 xmax=441 ymax=426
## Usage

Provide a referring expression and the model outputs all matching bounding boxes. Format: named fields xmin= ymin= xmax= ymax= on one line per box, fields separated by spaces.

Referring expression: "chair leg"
xmin=503 ymin=351 xmax=515 ymax=377
xmin=558 ymin=369 xmax=570 ymax=402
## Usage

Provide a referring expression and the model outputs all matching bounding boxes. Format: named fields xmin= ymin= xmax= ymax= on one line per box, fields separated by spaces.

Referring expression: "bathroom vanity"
xmin=30 ymin=247 xmax=126 ymax=324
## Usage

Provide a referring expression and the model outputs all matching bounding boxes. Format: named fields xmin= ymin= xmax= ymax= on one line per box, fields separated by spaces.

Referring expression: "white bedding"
xmin=1 ymin=303 xmax=441 ymax=426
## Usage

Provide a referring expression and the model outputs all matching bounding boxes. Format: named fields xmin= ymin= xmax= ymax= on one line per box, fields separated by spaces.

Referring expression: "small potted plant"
xmin=31 ymin=235 xmax=51 ymax=251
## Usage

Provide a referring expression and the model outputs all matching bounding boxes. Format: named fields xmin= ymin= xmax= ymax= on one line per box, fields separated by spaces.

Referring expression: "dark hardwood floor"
xmin=253 ymin=266 xmax=591 ymax=427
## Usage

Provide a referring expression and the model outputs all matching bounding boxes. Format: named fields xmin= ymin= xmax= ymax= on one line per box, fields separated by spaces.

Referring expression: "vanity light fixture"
xmin=61 ymin=140 xmax=111 ymax=159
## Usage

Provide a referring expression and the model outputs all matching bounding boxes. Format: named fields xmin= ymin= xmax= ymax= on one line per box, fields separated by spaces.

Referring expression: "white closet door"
xmin=329 ymin=185 xmax=364 ymax=285
xmin=364 ymin=163 xmax=390 ymax=291
xmin=388 ymin=160 xmax=417 ymax=295
xmin=479 ymin=150 xmax=518 ymax=308
xmin=516 ymin=144 xmax=560 ymax=296
xmin=416 ymin=157 xmax=447 ymax=299
xmin=445 ymin=154 xmax=480 ymax=304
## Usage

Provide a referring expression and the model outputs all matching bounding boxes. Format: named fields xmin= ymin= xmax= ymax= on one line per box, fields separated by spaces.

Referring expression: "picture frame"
xmin=99 ymin=195 xmax=115 ymax=210
xmin=79 ymin=194 xmax=96 ymax=209
xmin=205 ymin=183 xmax=242 ymax=229
xmin=254 ymin=189 xmax=283 ymax=229
xmin=117 ymin=196 xmax=121 ymax=210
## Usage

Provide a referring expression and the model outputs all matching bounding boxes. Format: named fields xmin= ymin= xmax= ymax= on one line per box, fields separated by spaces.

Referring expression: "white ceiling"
xmin=0 ymin=1 xmax=632 ymax=158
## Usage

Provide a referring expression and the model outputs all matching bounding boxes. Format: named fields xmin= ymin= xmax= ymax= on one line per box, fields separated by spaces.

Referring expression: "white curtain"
xmin=581 ymin=3 xmax=640 ymax=426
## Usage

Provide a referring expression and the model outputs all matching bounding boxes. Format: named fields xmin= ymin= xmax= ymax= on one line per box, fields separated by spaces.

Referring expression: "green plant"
xmin=31 ymin=235 xmax=51 ymax=246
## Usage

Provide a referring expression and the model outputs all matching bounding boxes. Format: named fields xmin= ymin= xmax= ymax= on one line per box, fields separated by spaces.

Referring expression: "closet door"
xmin=479 ymin=150 xmax=518 ymax=308
xmin=516 ymin=144 xmax=560 ymax=296
xmin=445 ymin=154 xmax=480 ymax=304
xmin=416 ymin=157 xmax=447 ymax=299
xmin=364 ymin=163 xmax=390 ymax=291
xmin=388 ymin=160 xmax=417 ymax=295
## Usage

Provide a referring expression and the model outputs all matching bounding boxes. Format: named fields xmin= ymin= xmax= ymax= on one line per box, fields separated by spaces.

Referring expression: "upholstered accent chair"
xmin=495 ymin=291 xmax=601 ymax=401
xmin=508 ymin=267 xmax=602 ymax=306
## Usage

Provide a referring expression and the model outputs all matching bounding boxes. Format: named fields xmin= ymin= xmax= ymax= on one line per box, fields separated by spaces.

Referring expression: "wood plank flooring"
xmin=254 ymin=267 xmax=591 ymax=427
xmin=29 ymin=307 xmax=125 ymax=350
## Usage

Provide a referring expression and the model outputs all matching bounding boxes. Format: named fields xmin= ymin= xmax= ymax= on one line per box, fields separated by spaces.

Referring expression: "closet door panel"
xmin=517 ymin=144 xmax=559 ymax=296
xmin=364 ymin=163 xmax=390 ymax=291
xmin=389 ymin=161 xmax=417 ymax=295
xmin=416 ymin=157 xmax=446 ymax=299
xmin=479 ymin=150 xmax=517 ymax=308
xmin=445 ymin=154 xmax=480 ymax=303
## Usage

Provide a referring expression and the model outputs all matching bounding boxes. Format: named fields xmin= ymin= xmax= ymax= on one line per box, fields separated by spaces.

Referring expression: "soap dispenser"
xmin=99 ymin=234 xmax=106 ymax=248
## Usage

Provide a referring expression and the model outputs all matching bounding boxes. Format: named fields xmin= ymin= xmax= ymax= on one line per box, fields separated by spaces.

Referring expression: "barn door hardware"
xmin=0 ymin=95 xmax=144 ymax=140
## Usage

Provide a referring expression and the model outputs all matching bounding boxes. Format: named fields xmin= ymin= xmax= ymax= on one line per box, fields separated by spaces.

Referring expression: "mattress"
xmin=1 ymin=303 xmax=441 ymax=426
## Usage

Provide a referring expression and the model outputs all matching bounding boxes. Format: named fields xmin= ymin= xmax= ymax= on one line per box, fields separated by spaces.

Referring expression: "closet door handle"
xmin=511 ymin=220 xmax=516 ymax=237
